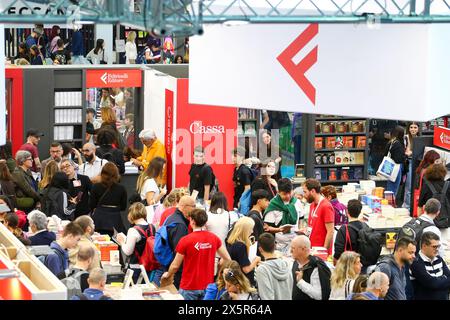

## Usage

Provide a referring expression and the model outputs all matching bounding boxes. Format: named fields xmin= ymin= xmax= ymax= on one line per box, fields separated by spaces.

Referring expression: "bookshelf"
xmin=238 ymin=109 xmax=261 ymax=158
xmin=305 ymin=115 xmax=370 ymax=184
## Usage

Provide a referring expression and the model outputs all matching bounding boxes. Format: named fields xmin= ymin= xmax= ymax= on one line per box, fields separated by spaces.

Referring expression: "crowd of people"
xmin=8 ymin=24 xmax=188 ymax=66
xmin=0 ymin=119 xmax=449 ymax=300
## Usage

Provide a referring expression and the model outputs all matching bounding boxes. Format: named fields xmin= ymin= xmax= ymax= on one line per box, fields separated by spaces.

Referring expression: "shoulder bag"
xmin=377 ymin=141 xmax=401 ymax=182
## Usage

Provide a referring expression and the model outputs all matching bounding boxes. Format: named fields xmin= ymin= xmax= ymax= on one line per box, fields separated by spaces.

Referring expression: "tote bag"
xmin=377 ymin=142 xmax=401 ymax=182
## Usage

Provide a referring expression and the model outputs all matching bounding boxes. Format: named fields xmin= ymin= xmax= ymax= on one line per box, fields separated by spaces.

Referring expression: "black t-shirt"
xmin=226 ymin=241 xmax=255 ymax=286
xmin=419 ymin=179 xmax=450 ymax=207
xmin=189 ymin=163 xmax=213 ymax=199
xmin=67 ymin=173 xmax=92 ymax=218
xmin=251 ymin=176 xmax=277 ymax=200
xmin=51 ymin=49 xmax=71 ymax=65
xmin=333 ymin=221 xmax=364 ymax=262
xmin=86 ymin=121 xmax=95 ymax=135
xmin=247 ymin=209 xmax=264 ymax=241
xmin=233 ymin=164 xmax=252 ymax=207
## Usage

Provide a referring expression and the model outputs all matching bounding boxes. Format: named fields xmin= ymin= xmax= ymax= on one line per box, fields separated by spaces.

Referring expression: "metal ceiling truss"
xmin=1 ymin=1 xmax=450 ymax=36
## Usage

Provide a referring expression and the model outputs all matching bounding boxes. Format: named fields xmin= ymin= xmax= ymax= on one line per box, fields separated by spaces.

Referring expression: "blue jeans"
xmin=403 ymin=160 xmax=412 ymax=209
xmin=179 ymin=289 xmax=205 ymax=300
xmin=152 ymin=267 xmax=166 ymax=287
xmin=386 ymin=163 xmax=403 ymax=197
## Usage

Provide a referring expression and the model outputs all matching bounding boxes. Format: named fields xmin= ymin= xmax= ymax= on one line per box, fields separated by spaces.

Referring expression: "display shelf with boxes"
xmin=52 ymin=89 xmax=85 ymax=149
xmin=305 ymin=115 xmax=370 ymax=184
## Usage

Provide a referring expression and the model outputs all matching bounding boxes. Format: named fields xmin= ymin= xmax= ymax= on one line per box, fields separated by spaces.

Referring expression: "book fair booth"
xmin=2 ymin=63 xmax=450 ymax=299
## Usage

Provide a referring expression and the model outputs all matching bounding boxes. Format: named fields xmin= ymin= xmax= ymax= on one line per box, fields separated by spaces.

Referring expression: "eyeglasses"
xmin=430 ymin=244 xmax=441 ymax=249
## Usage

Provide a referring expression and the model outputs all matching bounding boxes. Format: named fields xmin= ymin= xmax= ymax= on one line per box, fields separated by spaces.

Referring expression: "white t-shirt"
xmin=140 ymin=178 xmax=160 ymax=202
xmin=206 ymin=209 xmax=240 ymax=245
xmin=125 ymin=41 xmax=137 ymax=63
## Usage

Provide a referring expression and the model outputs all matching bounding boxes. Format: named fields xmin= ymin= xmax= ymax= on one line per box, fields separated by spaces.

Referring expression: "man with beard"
xmin=302 ymin=178 xmax=335 ymax=255
xmin=79 ymin=143 xmax=108 ymax=183
xmin=41 ymin=142 xmax=63 ymax=176
xmin=375 ymin=237 xmax=416 ymax=300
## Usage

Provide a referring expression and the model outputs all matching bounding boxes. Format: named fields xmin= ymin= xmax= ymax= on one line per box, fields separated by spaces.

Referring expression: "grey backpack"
xmin=61 ymin=268 xmax=88 ymax=299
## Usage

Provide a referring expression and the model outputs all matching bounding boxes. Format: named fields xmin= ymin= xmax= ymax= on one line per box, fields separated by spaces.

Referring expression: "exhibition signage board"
xmin=0 ymin=24 xmax=6 ymax=146
xmin=175 ymin=79 xmax=237 ymax=207
xmin=434 ymin=126 xmax=450 ymax=151
xmin=0 ymin=258 xmax=32 ymax=300
xmin=165 ymin=89 xmax=174 ymax=190
xmin=86 ymin=69 xmax=142 ymax=88
xmin=189 ymin=24 xmax=450 ymax=122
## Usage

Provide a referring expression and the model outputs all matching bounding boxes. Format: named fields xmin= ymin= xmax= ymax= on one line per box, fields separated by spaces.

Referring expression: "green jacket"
xmin=11 ymin=166 xmax=40 ymax=201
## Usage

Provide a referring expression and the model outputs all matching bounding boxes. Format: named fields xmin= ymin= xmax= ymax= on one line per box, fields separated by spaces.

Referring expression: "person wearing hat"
xmin=19 ymin=129 xmax=44 ymax=173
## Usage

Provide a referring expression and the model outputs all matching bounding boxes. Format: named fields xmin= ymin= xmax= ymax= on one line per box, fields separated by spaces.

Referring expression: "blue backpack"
xmin=135 ymin=46 xmax=149 ymax=64
xmin=238 ymin=188 xmax=252 ymax=215
xmin=154 ymin=222 xmax=178 ymax=266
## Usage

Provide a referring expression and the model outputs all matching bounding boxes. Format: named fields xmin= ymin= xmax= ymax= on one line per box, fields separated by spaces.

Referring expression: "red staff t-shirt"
xmin=176 ymin=230 xmax=222 ymax=290
xmin=308 ymin=198 xmax=335 ymax=254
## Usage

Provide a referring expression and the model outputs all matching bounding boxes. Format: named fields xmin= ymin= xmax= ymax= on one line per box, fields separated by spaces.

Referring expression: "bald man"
xmin=347 ymin=272 xmax=390 ymax=300
xmin=159 ymin=195 xmax=196 ymax=289
xmin=79 ymin=143 xmax=108 ymax=183
xmin=290 ymin=235 xmax=331 ymax=300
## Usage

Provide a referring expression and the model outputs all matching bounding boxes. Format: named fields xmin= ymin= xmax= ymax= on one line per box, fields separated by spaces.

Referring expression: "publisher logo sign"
xmin=86 ymin=69 xmax=142 ymax=88
xmin=189 ymin=121 xmax=225 ymax=134
xmin=434 ymin=126 xmax=450 ymax=151
xmin=277 ymin=23 xmax=318 ymax=105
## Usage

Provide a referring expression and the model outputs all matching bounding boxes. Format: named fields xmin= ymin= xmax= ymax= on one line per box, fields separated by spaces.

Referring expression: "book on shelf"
xmin=295 ymin=164 xmax=305 ymax=178
xmin=325 ymin=137 xmax=336 ymax=149
xmin=355 ymin=136 xmax=366 ymax=148
xmin=341 ymin=167 xmax=350 ymax=181
xmin=354 ymin=167 xmax=363 ymax=180
xmin=335 ymin=121 xmax=349 ymax=134
xmin=243 ymin=122 xmax=256 ymax=135
xmin=328 ymin=168 xmax=338 ymax=181
xmin=343 ymin=136 xmax=354 ymax=148
xmin=313 ymin=168 xmax=322 ymax=180
xmin=354 ymin=152 xmax=365 ymax=165
xmin=314 ymin=137 xmax=323 ymax=149
xmin=350 ymin=120 xmax=365 ymax=133
xmin=335 ymin=136 xmax=344 ymax=149
xmin=334 ymin=151 xmax=356 ymax=165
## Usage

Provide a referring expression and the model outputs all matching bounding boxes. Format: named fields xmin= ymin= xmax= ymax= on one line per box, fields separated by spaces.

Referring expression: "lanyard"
xmin=311 ymin=196 xmax=324 ymax=218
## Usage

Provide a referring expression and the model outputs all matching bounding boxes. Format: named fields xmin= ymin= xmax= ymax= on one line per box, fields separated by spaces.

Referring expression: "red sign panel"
xmin=434 ymin=126 xmax=450 ymax=151
xmin=175 ymin=79 xmax=238 ymax=208
xmin=86 ymin=69 xmax=142 ymax=88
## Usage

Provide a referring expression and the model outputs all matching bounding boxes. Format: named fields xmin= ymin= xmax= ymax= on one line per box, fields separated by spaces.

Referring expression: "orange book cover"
xmin=325 ymin=137 xmax=336 ymax=149
xmin=356 ymin=136 xmax=367 ymax=148
xmin=343 ymin=136 xmax=354 ymax=148
xmin=315 ymin=137 xmax=323 ymax=149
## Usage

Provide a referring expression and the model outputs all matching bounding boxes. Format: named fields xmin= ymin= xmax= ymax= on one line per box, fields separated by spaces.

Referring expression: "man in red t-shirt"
xmin=161 ymin=208 xmax=231 ymax=300
xmin=303 ymin=179 xmax=335 ymax=255
xmin=19 ymin=129 xmax=44 ymax=173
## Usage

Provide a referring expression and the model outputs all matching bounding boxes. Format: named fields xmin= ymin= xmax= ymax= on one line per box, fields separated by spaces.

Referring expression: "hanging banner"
xmin=175 ymin=79 xmax=238 ymax=208
xmin=434 ymin=126 xmax=450 ymax=151
xmin=189 ymin=24 xmax=450 ymax=121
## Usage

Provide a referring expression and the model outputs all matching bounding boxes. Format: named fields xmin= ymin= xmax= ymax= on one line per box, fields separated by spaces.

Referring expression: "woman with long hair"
xmin=30 ymin=45 xmax=43 ymax=65
xmin=89 ymin=162 xmax=127 ymax=236
xmin=39 ymin=160 xmax=59 ymax=191
xmin=418 ymin=164 xmax=450 ymax=225
xmin=49 ymin=25 xmax=61 ymax=54
xmin=0 ymin=141 xmax=16 ymax=173
xmin=385 ymin=125 xmax=406 ymax=196
xmin=226 ymin=217 xmax=260 ymax=286
xmin=251 ymin=159 xmax=278 ymax=200
xmin=14 ymin=42 xmax=30 ymax=63
xmin=207 ymin=192 xmax=240 ymax=245
xmin=136 ymin=156 xmax=167 ymax=206
xmin=125 ymin=31 xmax=137 ymax=64
xmin=414 ymin=150 xmax=441 ymax=215
xmin=220 ymin=266 xmax=259 ymax=300
xmin=86 ymin=39 xmax=107 ymax=64
xmin=96 ymin=128 xmax=125 ymax=174
xmin=403 ymin=122 xmax=420 ymax=209
xmin=330 ymin=251 xmax=362 ymax=300
xmin=0 ymin=160 xmax=17 ymax=208
xmin=204 ymin=260 xmax=241 ymax=300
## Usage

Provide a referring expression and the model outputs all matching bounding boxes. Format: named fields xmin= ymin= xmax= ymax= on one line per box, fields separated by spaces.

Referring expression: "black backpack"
xmin=348 ymin=223 xmax=383 ymax=266
xmin=424 ymin=180 xmax=450 ymax=229
xmin=397 ymin=217 xmax=434 ymax=248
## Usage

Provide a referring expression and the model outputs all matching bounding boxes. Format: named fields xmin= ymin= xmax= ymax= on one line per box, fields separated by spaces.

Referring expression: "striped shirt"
xmin=410 ymin=251 xmax=450 ymax=300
